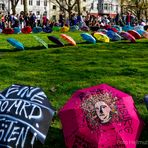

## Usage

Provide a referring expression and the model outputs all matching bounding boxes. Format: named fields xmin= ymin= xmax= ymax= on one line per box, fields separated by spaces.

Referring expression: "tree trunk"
xmin=24 ymin=0 xmax=28 ymax=15
xmin=11 ymin=3 xmax=16 ymax=15
xmin=76 ymin=0 xmax=81 ymax=16
xmin=145 ymin=9 xmax=148 ymax=23
xmin=10 ymin=0 xmax=19 ymax=15
xmin=120 ymin=5 xmax=123 ymax=15
xmin=68 ymin=7 xmax=72 ymax=20
xmin=137 ymin=9 xmax=141 ymax=20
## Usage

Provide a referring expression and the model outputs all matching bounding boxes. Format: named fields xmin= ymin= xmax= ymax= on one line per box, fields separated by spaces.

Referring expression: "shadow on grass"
xmin=0 ymin=48 xmax=25 ymax=52
xmin=115 ymin=41 xmax=137 ymax=44
xmin=115 ymin=40 xmax=148 ymax=44
xmin=32 ymin=126 xmax=65 ymax=148
xmin=134 ymin=41 xmax=148 ymax=44
xmin=48 ymin=44 xmax=63 ymax=48
xmin=137 ymin=123 xmax=148 ymax=148
xmin=44 ymin=126 xmax=65 ymax=148
xmin=0 ymin=45 xmax=46 ymax=52
xmin=77 ymin=41 xmax=95 ymax=45
xmin=25 ymin=45 xmax=47 ymax=50
xmin=48 ymin=44 xmax=80 ymax=48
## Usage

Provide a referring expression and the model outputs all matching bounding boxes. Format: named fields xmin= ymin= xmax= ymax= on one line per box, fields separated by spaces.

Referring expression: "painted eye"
xmin=95 ymin=108 xmax=101 ymax=112
xmin=102 ymin=105 xmax=107 ymax=108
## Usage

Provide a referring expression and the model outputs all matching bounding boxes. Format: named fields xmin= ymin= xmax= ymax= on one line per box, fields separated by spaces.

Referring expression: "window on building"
xmin=2 ymin=4 xmax=5 ymax=10
xmin=0 ymin=4 xmax=2 ymax=11
xmin=83 ymin=7 xmax=86 ymax=11
xmin=91 ymin=3 xmax=94 ymax=10
xmin=44 ymin=0 xmax=47 ymax=6
xmin=0 ymin=3 xmax=5 ymax=10
xmin=53 ymin=5 xmax=56 ymax=10
xmin=36 ymin=11 xmax=40 ymax=15
xmin=52 ymin=15 xmax=56 ymax=21
xmin=60 ymin=6 xmax=63 ymax=11
xmin=111 ymin=4 xmax=113 ymax=11
xmin=36 ymin=0 xmax=40 ymax=6
xmin=29 ymin=0 xmax=33 ymax=5
xmin=74 ymin=6 xmax=78 ymax=12
xmin=44 ymin=11 xmax=47 ymax=15
xmin=108 ymin=4 xmax=111 ymax=11
xmin=97 ymin=3 xmax=99 ymax=10
xmin=104 ymin=3 xmax=108 ymax=10
xmin=116 ymin=5 xmax=118 ymax=12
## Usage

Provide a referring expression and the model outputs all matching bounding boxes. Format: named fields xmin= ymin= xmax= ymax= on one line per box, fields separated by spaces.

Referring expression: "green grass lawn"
xmin=0 ymin=32 xmax=148 ymax=147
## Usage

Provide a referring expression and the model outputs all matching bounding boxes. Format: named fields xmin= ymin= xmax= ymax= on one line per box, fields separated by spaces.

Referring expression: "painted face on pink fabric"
xmin=95 ymin=101 xmax=111 ymax=123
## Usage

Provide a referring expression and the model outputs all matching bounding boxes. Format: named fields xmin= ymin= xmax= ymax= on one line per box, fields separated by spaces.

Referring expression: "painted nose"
xmin=100 ymin=106 xmax=103 ymax=113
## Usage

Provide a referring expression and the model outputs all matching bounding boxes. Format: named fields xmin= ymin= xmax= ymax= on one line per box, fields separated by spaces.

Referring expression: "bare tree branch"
xmin=71 ymin=0 xmax=77 ymax=8
xmin=50 ymin=0 xmax=80 ymax=18
xmin=9 ymin=0 xmax=20 ymax=14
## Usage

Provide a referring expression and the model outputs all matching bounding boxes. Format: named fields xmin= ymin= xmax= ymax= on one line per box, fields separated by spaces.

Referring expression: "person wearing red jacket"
xmin=126 ymin=12 xmax=131 ymax=26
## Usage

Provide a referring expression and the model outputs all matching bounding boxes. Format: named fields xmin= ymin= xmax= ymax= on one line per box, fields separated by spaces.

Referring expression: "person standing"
xmin=19 ymin=13 xmax=24 ymax=29
xmin=59 ymin=13 xmax=64 ymax=27
xmin=114 ymin=13 xmax=120 ymax=25
xmin=36 ymin=12 xmax=41 ymax=26
xmin=24 ymin=13 xmax=30 ymax=27
xmin=42 ymin=14 xmax=48 ymax=27
xmin=30 ymin=13 xmax=36 ymax=28
xmin=1 ymin=14 xmax=5 ymax=29
xmin=126 ymin=12 xmax=131 ymax=26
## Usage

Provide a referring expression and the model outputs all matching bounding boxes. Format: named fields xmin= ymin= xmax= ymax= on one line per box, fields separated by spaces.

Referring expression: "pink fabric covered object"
xmin=58 ymin=84 xmax=144 ymax=148
xmin=120 ymin=31 xmax=136 ymax=43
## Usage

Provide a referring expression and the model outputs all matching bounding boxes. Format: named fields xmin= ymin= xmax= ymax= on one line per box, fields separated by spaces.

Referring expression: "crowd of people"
xmin=0 ymin=12 xmax=48 ymax=29
xmin=0 ymin=11 xmax=146 ymax=31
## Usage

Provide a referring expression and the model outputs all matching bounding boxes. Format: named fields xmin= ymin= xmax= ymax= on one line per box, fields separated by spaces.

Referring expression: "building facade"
xmin=0 ymin=0 xmax=51 ymax=18
xmin=0 ymin=0 xmax=9 ymax=13
xmin=86 ymin=0 xmax=121 ymax=17
xmin=0 ymin=0 xmax=120 ymax=19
